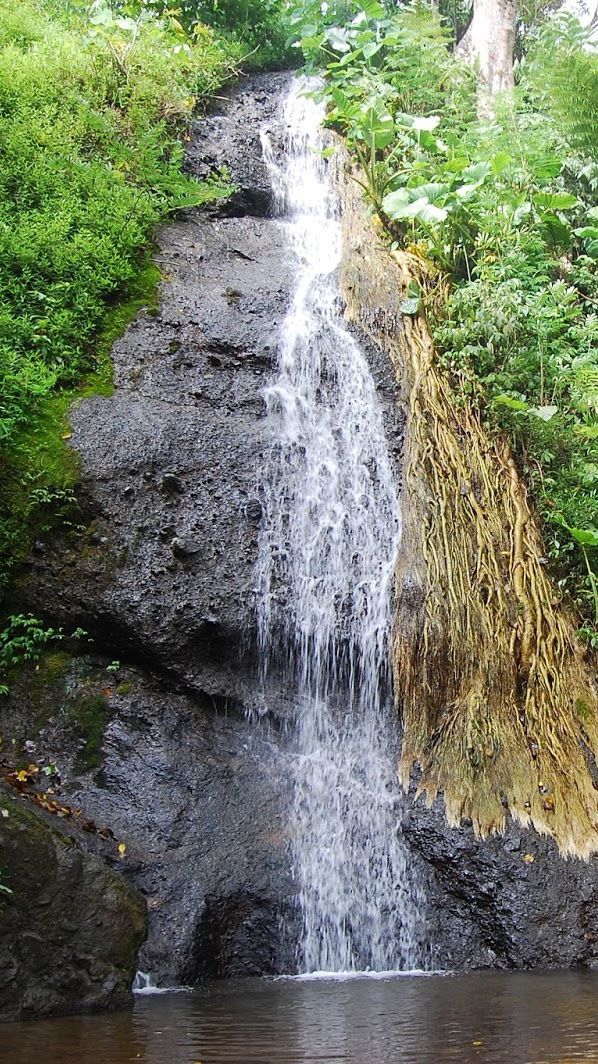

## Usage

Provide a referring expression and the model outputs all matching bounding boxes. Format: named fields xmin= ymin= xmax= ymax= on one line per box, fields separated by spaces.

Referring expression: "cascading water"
xmin=257 ymin=79 xmax=426 ymax=974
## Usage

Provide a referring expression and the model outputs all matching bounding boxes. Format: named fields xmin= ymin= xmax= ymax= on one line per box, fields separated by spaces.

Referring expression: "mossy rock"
xmin=0 ymin=784 xmax=147 ymax=1020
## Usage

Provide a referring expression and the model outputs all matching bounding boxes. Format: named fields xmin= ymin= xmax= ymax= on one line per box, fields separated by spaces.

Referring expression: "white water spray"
xmin=257 ymin=79 xmax=425 ymax=973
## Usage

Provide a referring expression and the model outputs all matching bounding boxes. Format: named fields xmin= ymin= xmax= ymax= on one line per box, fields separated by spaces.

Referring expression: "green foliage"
xmin=184 ymin=0 xmax=291 ymax=66
xmin=0 ymin=868 xmax=12 ymax=898
xmin=290 ymin=0 xmax=598 ymax=633
xmin=0 ymin=0 xmax=238 ymax=599
xmin=523 ymin=15 xmax=598 ymax=159
xmin=108 ymin=0 xmax=293 ymax=68
xmin=0 ymin=615 xmax=63 ymax=694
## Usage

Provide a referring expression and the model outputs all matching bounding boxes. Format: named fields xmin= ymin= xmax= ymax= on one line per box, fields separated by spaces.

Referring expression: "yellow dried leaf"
xmin=523 ymin=853 xmax=535 ymax=863
xmin=118 ymin=842 xmax=126 ymax=857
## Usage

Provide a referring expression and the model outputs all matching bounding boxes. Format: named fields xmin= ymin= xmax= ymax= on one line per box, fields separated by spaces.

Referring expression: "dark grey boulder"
xmin=0 ymin=784 xmax=146 ymax=1021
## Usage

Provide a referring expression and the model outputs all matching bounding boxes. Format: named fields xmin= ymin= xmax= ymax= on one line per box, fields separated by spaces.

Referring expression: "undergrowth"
xmin=292 ymin=1 xmax=597 ymax=639
xmin=0 ymin=0 xmax=240 ymax=599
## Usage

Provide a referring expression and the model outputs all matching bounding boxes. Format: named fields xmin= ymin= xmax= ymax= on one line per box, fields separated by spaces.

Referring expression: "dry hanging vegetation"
xmin=338 ymin=161 xmax=598 ymax=859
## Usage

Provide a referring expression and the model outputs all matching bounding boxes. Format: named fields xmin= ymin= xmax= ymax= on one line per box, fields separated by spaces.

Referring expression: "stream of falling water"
xmin=257 ymin=78 xmax=426 ymax=974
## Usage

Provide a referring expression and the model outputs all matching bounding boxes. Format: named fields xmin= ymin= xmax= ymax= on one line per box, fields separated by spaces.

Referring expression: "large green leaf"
xmin=382 ymin=193 xmax=447 ymax=223
xmin=491 ymin=152 xmax=511 ymax=176
xmin=356 ymin=102 xmax=394 ymax=148
xmin=540 ymin=212 xmax=572 ymax=247
xmin=493 ymin=394 xmax=529 ymax=412
xmin=415 ymin=201 xmax=448 ymax=223
xmin=461 ymin=161 xmax=492 ymax=184
xmin=412 ymin=115 xmax=441 ymax=132
xmin=325 ymin=26 xmax=352 ymax=51
xmin=358 ymin=0 xmax=386 ymax=17
xmin=574 ymin=226 xmax=598 ymax=240
xmin=455 ymin=183 xmax=480 ymax=201
xmin=385 ymin=197 xmax=424 ymax=220
xmin=381 ymin=188 xmax=410 ymax=214
xmin=407 ymin=182 xmax=449 ymax=203
xmin=533 ymin=192 xmax=579 ymax=211
xmin=531 ymin=405 xmax=558 ymax=421
xmin=570 ymin=527 xmax=598 ymax=548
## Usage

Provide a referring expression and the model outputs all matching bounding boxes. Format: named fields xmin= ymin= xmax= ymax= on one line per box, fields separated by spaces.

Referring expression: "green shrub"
xmin=0 ymin=614 xmax=62 ymax=693
xmin=0 ymin=0 xmax=239 ymax=597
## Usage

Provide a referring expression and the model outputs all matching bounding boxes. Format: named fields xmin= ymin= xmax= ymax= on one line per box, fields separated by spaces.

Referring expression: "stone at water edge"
xmin=0 ymin=785 xmax=147 ymax=1021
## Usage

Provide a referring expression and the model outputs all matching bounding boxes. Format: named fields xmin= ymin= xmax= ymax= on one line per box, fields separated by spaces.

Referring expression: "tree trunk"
xmin=457 ymin=0 xmax=517 ymax=115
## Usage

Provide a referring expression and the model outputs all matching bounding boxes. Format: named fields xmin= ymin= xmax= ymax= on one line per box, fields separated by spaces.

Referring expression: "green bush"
xmin=119 ymin=0 xmax=293 ymax=69
xmin=0 ymin=0 xmax=239 ymax=597
xmin=0 ymin=614 xmax=62 ymax=694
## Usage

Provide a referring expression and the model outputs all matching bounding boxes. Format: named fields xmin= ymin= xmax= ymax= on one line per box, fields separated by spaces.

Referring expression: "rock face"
xmin=2 ymin=654 xmax=298 ymax=985
xmin=4 ymin=70 xmax=598 ymax=1005
xmin=0 ymin=784 xmax=146 ymax=1021
xmin=404 ymin=800 xmax=598 ymax=970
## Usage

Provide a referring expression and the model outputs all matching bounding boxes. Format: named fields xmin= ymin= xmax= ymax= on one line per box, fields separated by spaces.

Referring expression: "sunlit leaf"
xmin=533 ymin=191 xmax=579 ymax=210
xmin=531 ymin=405 xmax=558 ymax=421
xmin=569 ymin=527 xmax=598 ymax=548
xmin=412 ymin=115 xmax=441 ymax=132
xmin=493 ymin=394 xmax=529 ymax=412
xmin=491 ymin=151 xmax=511 ymax=176
xmin=355 ymin=102 xmax=394 ymax=148
xmin=381 ymin=188 xmax=410 ymax=214
xmin=461 ymin=161 xmax=492 ymax=184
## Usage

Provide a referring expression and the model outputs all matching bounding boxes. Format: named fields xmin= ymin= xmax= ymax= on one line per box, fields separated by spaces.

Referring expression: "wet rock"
xmin=0 ymin=784 xmax=146 ymax=1020
xmin=404 ymin=795 xmax=598 ymax=970
xmin=161 ymin=473 xmax=184 ymax=494
xmin=1 ymin=660 xmax=298 ymax=987
xmin=171 ymin=536 xmax=202 ymax=559
xmin=245 ymin=498 xmax=263 ymax=522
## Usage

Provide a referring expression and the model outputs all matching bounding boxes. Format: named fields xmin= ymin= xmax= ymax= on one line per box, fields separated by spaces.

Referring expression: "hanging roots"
xmin=336 ymin=158 xmax=598 ymax=858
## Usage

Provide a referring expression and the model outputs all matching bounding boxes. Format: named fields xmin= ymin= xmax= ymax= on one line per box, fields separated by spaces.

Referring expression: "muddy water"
xmin=4 ymin=971 xmax=598 ymax=1063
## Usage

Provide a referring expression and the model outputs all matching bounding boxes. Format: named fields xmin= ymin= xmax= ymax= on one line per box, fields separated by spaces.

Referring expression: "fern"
xmin=527 ymin=15 xmax=598 ymax=158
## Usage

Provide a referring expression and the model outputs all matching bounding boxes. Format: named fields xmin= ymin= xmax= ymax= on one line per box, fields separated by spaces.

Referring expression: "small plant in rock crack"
xmin=0 ymin=614 xmax=63 ymax=693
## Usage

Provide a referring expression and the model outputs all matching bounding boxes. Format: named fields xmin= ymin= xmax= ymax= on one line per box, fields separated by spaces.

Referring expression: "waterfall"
xmin=256 ymin=78 xmax=425 ymax=974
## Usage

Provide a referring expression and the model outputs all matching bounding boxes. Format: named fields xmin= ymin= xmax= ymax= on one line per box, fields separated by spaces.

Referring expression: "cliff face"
xmin=3 ymin=73 xmax=598 ymax=1010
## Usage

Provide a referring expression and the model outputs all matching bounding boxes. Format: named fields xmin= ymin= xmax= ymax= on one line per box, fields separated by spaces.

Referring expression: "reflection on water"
xmin=4 ymin=971 xmax=598 ymax=1063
